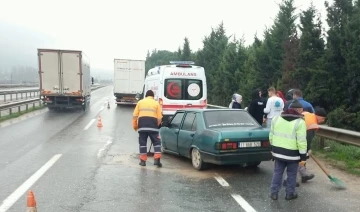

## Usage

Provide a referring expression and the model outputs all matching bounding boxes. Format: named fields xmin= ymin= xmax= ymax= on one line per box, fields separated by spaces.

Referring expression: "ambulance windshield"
xmin=164 ymin=79 xmax=203 ymax=100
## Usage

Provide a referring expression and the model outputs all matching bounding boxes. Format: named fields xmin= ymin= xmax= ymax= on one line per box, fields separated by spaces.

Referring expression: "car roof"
xmin=176 ymin=108 xmax=247 ymax=113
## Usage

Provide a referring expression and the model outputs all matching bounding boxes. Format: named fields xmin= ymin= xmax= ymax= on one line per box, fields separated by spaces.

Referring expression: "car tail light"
xmin=158 ymin=98 xmax=163 ymax=105
xmin=262 ymin=140 xmax=270 ymax=147
xmin=215 ymin=142 xmax=237 ymax=150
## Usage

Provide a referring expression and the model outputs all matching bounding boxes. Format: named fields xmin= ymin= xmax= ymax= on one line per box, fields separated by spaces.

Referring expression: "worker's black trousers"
xmin=138 ymin=131 xmax=161 ymax=161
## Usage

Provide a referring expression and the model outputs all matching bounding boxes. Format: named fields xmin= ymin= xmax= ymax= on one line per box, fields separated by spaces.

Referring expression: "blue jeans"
xmin=270 ymin=160 xmax=299 ymax=195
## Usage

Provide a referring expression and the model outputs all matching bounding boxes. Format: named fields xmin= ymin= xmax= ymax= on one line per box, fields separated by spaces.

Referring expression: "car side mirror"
xmin=161 ymin=121 xmax=169 ymax=127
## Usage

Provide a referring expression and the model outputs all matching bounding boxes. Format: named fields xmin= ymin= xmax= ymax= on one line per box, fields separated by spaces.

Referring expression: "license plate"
xmin=239 ymin=142 xmax=261 ymax=148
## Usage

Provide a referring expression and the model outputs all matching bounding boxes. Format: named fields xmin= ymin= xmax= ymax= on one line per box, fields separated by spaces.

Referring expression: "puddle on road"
xmin=103 ymin=153 xmax=218 ymax=180
xmin=103 ymin=152 xmax=263 ymax=180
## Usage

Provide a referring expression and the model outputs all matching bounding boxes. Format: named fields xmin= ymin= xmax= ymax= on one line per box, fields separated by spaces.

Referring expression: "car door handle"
xmin=190 ymin=133 xmax=195 ymax=137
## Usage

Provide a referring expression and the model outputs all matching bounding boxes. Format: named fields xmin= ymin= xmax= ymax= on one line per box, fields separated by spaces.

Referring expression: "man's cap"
xmin=289 ymin=100 xmax=303 ymax=109
xmin=315 ymin=107 xmax=327 ymax=117
xmin=145 ymin=90 xmax=154 ymax=97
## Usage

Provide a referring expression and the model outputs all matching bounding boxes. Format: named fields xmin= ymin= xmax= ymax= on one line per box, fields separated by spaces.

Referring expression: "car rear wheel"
xmin=191 ymin=148 xmax=207 ymax=171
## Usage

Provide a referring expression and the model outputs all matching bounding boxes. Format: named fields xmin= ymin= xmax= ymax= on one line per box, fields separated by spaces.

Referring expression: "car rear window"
xmin=203 ymin=110 xmax=260 ymax=128
xmin=165 ymin=79 xmax=203 ymax=100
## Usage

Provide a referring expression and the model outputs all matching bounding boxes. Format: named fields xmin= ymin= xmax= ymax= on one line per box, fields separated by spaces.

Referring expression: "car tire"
xmin=247 ymin=161 xmax=261 ymax=168
xmin=191 ymin=148 xmax=207 ymax=171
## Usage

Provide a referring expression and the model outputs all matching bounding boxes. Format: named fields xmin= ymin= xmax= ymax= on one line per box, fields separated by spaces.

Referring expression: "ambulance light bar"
xmin=169 ymin=61 xmax=195 ymax=65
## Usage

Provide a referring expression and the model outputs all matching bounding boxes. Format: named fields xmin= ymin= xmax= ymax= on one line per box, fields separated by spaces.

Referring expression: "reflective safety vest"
xmin=302 ymin=111 xmax=319 ymax=130
xmin=132 ymin=97 xmax=163 ymax=132
xmin=269 ymin=115 xmax=307 ymax=161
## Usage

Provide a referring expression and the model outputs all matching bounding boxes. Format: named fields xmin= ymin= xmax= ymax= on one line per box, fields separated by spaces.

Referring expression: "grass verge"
xmin=0 ymin=105 xmax=45 ymax=122
xmin=312 ymin=136 xmax=360 ymax=176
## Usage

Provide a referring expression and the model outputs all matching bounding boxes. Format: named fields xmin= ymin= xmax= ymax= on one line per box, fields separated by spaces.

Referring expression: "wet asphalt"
xmin=0 ymin=86 xmax=359 ymax=212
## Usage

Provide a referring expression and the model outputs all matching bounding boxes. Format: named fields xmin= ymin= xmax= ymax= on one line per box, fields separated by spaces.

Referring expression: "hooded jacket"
xmin=248 ymin=89 xmax=266 ymax=125
xmin=229 ymin=94 xmax=242 ymax=109
xmin=269 ymin=108 xmax=307 ymax=162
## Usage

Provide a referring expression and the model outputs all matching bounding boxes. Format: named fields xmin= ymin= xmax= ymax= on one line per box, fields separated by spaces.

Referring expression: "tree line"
xmin=145 ymin=0 xmax=360 ymax=131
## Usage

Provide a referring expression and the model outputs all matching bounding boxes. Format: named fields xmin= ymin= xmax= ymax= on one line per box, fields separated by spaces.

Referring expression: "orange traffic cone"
xmin=97 ymin=116 xmax=103 ymax=127
xmin=26 ymin=190 xmax=37 ymax=212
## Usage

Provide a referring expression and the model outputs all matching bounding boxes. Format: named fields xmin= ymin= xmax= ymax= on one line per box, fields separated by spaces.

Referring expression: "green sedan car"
xmin=159 ymin=109 xmax=272 ymax=170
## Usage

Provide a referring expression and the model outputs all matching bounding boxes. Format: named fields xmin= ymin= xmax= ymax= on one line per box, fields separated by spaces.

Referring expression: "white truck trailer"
xmin=113 ymin=59 xmax=145 ymax=105
xmin=38 ymin=49 xmax=92 ymax=111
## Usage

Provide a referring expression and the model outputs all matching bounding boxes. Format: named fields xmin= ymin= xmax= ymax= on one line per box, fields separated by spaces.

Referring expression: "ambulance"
xmin=137 ymin=61 xmax=207 ymax=121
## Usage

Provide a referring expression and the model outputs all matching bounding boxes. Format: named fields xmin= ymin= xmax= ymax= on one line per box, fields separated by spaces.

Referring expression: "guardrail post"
xmin=33 ymin=103 xmax=35 ymax=108
xmin=21 ymin=93 xmax=23 ymax=99
xmin=26 ymin=104 xmax=29 ymax=111
xmin=319 ymin=137 xmax=325 ymax=149
xmin=9 ymin=108 xmax=12 ymax=115
xmin=18 ymin=106 xmax=20 ymax=113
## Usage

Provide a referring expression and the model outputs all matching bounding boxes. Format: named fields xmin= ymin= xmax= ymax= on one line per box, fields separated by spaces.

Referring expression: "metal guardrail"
xmin=206 ymin=104 xmax=360 ymax=148
xmin=0 ymin=89 xmax=40 ymax=103
xmin=0 ymin=84 xmax=39 ymax=89
xmin=0 ymin=85 xmax=105 ymax=117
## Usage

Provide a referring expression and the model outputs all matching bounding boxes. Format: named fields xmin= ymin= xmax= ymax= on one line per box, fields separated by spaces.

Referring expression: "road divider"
xmin=206 ymin=104 xmax=360 ymax=148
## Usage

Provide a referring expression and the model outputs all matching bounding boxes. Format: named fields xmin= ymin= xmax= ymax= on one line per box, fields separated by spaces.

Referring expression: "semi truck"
xmin=113 ymin=59 xmax=145 ymax=105
xmin=38 ymin=49 xmax=92 ymax=111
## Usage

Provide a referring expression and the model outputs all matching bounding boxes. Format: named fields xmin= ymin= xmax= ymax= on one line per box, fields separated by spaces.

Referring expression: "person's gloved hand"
xmin=299 ymin=161 xmax=306 ymax=167
xmin=244 ymin=107 xmax=248 ymax=111
xmin=132 ymin=119 xmax=138 ymax=131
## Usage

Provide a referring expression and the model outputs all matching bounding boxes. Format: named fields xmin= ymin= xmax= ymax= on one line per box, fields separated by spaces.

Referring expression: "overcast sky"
xmin=0 ymin=0 xmax=332 ymax=71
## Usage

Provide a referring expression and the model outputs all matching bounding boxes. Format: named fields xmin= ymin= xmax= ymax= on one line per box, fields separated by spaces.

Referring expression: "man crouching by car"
xmin=269 ymin=100 xmax=307 ymax=200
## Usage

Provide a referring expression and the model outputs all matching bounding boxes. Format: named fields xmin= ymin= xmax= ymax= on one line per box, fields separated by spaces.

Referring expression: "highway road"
xmin=0 ymin=86 xmax=359 ymax=212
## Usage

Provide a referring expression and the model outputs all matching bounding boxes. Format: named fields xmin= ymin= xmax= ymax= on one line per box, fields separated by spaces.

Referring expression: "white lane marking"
xmin=97 ymin=139 xmax=113 ymax=159
xmin=0 ymin=154 xmax=62 ymax=212
xmin=231 ymin=194 xmax=257 ymax=212
xmin=83 ymin=119 xmax=96 ymax=131
xmin=214 ymin=173 xmax=229 ymax=187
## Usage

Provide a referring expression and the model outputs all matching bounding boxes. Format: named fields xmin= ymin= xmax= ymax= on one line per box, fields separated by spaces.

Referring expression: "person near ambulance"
xmin=264 ymin=87 xmax=284 ymax=128
xmin=229 ymin=93 xmax=242 ymax=109
xmin=269 ymin=100 xmax=307 ymax=201
xmin=132 ymin=90 xmax=163 ymax=167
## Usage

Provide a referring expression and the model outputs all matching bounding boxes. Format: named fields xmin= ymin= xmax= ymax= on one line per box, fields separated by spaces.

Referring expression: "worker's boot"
xmin=301 ymin=174 xmax=315 ymax=183
xmin=283 ymin=180 xmax=300 ymax=187
xmin=139 ymin=160 xmax=146 ymax=166
xmin=285 ymin=193 xmax=298 ymax=200
xmin=154 ymin=158 xmax=162 ymax=168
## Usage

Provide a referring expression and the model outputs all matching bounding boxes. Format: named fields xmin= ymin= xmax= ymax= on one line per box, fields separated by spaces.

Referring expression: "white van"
xmin=137 ymin=61 xmax=207 ymax=121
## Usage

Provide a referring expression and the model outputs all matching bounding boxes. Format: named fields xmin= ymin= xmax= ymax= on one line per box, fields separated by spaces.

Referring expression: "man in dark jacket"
xmin=248 ymin=89 xmax=266 ymax=125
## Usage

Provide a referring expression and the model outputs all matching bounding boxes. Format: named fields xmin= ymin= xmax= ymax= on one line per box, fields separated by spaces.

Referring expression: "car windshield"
xmin=203 ymin=110 xmax=260 ymax=128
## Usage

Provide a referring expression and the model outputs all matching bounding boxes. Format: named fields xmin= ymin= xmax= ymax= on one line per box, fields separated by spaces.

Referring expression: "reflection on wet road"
xmin=0 ymin=86 xmax=359 ymax=212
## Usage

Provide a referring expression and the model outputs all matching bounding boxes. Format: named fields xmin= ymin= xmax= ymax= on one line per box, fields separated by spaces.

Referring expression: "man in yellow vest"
xmin=269 ymin=100 xmax=307 ymax=201
xmin=132 ymin=90 xmax=163 ymax=167
xmin=283 ymin=107 xmax=327 ymax=186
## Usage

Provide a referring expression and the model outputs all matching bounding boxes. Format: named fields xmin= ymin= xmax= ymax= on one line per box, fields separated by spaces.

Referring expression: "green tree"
xmin=181 ymin=37 xmax=191 ymax=61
